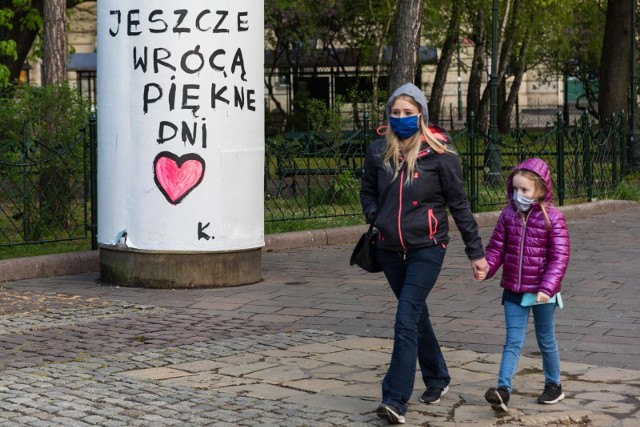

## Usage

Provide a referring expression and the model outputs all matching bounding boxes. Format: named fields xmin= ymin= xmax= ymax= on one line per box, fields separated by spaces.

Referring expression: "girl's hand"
xmin=471 ymin=257 xmax=489 ymax=281
xmin=536 ymin=291 xmax=550 ymax=303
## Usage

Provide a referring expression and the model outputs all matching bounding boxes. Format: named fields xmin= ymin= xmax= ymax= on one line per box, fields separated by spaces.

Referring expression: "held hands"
xmin=471 ymin=257 xmax=490 ymax=282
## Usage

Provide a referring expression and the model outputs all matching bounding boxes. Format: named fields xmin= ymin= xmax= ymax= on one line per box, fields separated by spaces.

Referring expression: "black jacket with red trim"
xmin=359 ymin=138 xmax=485 ymax=260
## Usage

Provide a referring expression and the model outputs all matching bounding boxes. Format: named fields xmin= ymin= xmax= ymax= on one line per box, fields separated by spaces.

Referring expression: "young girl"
xmin=482 ymin=158 xmax=570 ymax=413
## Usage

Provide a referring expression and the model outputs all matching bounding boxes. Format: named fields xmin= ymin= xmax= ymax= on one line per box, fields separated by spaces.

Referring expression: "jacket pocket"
xmin=428 ymin=209 xmax=439 ymax=242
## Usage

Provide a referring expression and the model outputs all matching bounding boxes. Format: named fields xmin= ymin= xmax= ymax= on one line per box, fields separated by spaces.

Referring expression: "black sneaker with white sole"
xmin=485 ymin=386 xmax=510 ymax=413
xmin=376 ymin=403 xmax=406 ymax=424
xmin=420 ymin=385 xmax=449 ymax=404
xmin=537 ymin=383 xmax=565 ymax=404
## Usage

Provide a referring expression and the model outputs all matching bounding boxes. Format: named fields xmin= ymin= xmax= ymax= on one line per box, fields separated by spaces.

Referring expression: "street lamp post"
xmin=485 ymin=0 xmax=502 ymax=185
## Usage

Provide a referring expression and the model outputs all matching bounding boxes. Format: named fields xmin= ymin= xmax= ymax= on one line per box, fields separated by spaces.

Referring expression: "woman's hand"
xmin=471 ymin=257 xmax=489 ymax=281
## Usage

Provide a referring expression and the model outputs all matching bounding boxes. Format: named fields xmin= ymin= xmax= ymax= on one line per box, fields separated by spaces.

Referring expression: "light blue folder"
xmin=521 ymin=292 xmax=563 ymax=309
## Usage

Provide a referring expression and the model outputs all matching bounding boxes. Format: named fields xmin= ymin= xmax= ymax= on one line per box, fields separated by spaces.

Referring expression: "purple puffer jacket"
xmin=484 ymin=158 xmax=570 ymax=297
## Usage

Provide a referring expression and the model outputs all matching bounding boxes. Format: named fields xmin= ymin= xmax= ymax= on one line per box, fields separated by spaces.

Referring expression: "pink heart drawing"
xmin=153 ymin=151 xmax=205 ymax=205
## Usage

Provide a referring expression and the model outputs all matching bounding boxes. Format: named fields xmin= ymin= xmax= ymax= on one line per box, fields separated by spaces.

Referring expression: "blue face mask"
xmin=513 ymin=191 xmax=535 ymax=211
xmin=389 ymin=114 xmax=421 ymax=139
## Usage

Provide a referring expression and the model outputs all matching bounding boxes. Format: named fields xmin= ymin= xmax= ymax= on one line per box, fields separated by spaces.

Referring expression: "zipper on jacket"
xmin=397 ymin=169 xmax=407 ymax=253
xmin=517 ymin=210 xmax=531 ymax=290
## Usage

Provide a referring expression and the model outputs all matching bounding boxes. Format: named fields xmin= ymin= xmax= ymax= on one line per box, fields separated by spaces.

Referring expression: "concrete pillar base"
xmin=99 ymin=246 xmax=262 ymax=288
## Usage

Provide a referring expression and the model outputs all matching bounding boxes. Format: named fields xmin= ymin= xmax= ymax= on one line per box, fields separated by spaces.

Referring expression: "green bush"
xmin=328 ymin=171 xmax=360 ymax=204
xmin=0 ymin=82 xmax=89 ymax=145
xmin=305 ymin=97 xmax=346 ymax=143
xmin=607 ymin=179 xmax=640 ymax=201
xmin=303 ymin=172 xmax=360 ymax=207
xmin=0 ymin=83 xmax=90 ymax=241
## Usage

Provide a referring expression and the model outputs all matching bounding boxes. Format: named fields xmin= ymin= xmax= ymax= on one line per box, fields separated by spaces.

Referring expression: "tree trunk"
xmin=467 ymin=10 xmax=486 ymax=124
xmin=499 ymin=67 xmax=521 ymax=133
xmin=42 ymin=0 xmax=67 ymax=85
xmin=428 ymin=2 xmax=461 ymax=125
xmin=499 ymin=29 xmax=531 ymax=132
xmin=370 ymin=4 xmax=396 ymax=124
xmin=598 ymin=0 xmax=631 ymax=125
xmin=265 ymin=47 xmax=288 ymax=118
xmin=388 ymin=0 xmax=425 ymax=94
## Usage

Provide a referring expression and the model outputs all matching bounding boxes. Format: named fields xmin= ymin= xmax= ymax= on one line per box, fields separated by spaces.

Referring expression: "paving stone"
xmin=1 ymin=206 xmax=640 ymax=426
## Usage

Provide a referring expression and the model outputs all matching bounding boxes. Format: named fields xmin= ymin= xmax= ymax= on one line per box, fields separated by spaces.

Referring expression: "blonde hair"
xmin=383 ymin=95 xmax=455 ymax=183
xmin=513 ymin=169 xmax=551 ymax=229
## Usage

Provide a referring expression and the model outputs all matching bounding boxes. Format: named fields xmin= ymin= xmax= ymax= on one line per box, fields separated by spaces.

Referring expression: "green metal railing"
xmin=265 ymin=110 xmax=627 ymax=222
xmin=0 ymin=118 xmax=96 ymax=248
xmin=0 ymin=111 xmax=627 ymax=248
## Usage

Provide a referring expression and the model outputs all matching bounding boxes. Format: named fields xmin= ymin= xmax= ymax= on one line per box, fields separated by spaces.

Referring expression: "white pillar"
xmin=97 ymin=2 xmax=264 ymax=287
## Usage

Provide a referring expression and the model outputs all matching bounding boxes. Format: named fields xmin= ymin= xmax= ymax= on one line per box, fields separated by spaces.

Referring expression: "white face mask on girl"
xmin=513 ymin=191 xmax=535 ymax=211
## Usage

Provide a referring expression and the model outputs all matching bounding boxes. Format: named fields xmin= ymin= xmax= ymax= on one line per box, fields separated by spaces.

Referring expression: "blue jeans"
xmin=377 ymin=245 xmax=449 ymax=414
xmin=498 ymin=300 xmax=561 ymax=392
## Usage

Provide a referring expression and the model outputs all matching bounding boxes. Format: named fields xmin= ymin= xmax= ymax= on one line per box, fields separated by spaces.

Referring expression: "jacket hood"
xmin=507 ymin=158 xmax=553 ymax=205
xmin=386 ymin=82 xmax=429 ymax=126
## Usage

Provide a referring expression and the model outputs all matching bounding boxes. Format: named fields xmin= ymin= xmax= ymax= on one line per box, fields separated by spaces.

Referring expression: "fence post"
xmin=305 ymin=115 xmax=312 ymax=216
xmin=612 ymin=113 xmax=619 ymax=187
xmin=449 ymin=104 xmax=454 ymax=130
xmin=619 ymin=111 xmax=626 ymax=182
xmin=89 ymin=114 xmax=98 ymax=250
xmin=581 ymin=111 xmax=593 ymax=201
xmin=556 ymin=111 xmax=565 ymax=206
xmin=21 ymin=121 xmax=30 ymax=243
xmin=469 ymin=112 xmax=477 ymax=212
xmin=364 ymin=110 xmax=370 ymax=150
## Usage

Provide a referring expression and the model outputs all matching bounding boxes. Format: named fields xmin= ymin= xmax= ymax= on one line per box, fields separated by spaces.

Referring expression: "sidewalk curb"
xmin=1 ymin=200 xmax=636 ymax=283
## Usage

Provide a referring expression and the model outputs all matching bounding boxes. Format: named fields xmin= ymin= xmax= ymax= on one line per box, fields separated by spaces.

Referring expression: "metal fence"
xmin=264 ymin=110 xmax=627 ymax=222
xmin=452 ymin=111 xmax=626 ymax=212
xmin=265 ymin=113 xmax=376 ymax=222
xmin=0 ymin=117 xmax=97 ymax=248
xmin=0 ymin=111 xmax=626 ymax=248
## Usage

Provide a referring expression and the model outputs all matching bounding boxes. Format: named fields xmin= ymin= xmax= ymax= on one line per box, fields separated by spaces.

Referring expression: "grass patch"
xmin=0 ymin=240 xmax=91 ymax=261
xmin=605 ymin=176 xmax=640 ymax=201
xmin=265 ymin=214 xmax=363 ymax=234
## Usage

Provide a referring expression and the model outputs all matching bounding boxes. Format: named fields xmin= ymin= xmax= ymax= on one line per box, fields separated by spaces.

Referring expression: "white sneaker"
xmin=376 ymin=403 xmax=406 ymax=424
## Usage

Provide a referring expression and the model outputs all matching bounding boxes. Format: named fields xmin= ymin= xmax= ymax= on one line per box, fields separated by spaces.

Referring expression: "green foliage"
xmin=606 ymin=179 xmax=640 ymax=202
xmin=304 ymin=171 xmax=360 ymax=207
xmin=0 ymin=63 xmax=10 ymax=87
xmin=0 ymin=1 xmax=43 ymax=88
xmin=305 ymin=97 xmax=346 ymax=141
xmin=0 ymin=82 xmax=90 ymax=241
xmin=534 ymin=1 xmax=604 ymax=89
xmin=345 ymin=86 xmax=387 ymax=127
xmin=19 ymin=4 xmax=42 ymax=31
xmin=0 ymin=6 xmax=16 ymax=88
xmin=264 ymin=0 xmax=395 ymax=127
xmin=0 ymin=82 xmax=89 ymax=147
xmin=0 ymin=39 xmax=17 ymax=58
xmin=329 ymin=171 xmax=360 ymax=204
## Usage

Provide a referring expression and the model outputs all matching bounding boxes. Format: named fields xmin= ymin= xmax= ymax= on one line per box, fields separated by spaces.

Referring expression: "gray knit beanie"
xmin=385 ymin=83 xmax=429 ymax=126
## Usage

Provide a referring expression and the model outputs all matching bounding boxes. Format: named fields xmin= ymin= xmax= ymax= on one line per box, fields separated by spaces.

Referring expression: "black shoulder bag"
xmin=350 ymin=180 xmax=394 ymax=273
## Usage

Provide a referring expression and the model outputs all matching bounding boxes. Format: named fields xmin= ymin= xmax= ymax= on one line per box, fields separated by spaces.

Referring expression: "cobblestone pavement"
xmin=1 ymin=205 xmax=639 ymax=426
